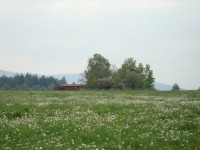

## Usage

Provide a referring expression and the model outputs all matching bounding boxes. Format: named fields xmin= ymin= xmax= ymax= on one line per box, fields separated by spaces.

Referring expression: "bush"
xmin=96 ymin=78 xmax=114 ymax=89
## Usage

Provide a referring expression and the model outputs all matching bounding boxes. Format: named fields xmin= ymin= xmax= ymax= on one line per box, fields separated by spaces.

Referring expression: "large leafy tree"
xmin=85 ymin=53 xmax=111 ymax=88
xmin=121 ymin=58 xmax=137 ymax=72
xmin=115 ymin=58 xmax=146 ymax=89
xmin=113 ymin=58 xmax=155 ymax=89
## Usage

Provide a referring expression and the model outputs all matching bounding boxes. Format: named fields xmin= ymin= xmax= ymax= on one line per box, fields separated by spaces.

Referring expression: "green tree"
xmin=171 ymin=83 xmax=180 ymax=91
xmin=114 ymin=58 xmax=146 ymax=89
xmin=123 ymin=71 xmax=145 ymax=89
xmin=32 ymin=75 xmax=39 ymax=86
xmin=39 ymin=75 xmax=47 ymax=87
xmin=121 ymin=58 xmax=137 ymax=72
xmin=2 ymin=83 xmax=11 ymax=90
xmin=144 ymin=64 xmax=155 ymax=89
xmin=85 ymin=53 xmax=111 ymax=88
xmin=137 ymin=63 xmax=144 ymax=74
xmin=12 ymin=74 xmax=25 ymax=88
xmin=25 ymin=73 xmax=33 ymax=87
xmin=59 ymin=76 xmax=67 ymax=85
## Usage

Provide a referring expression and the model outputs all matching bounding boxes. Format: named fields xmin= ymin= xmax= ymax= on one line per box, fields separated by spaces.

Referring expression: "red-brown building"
xmin=55 ymin=84 xmax=85 ymax=90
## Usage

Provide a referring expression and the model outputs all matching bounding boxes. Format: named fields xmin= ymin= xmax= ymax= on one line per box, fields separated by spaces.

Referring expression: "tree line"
xmin=84 ymin=53 xmax=155 ymax=89
xmin=0 ymin=73 xmax=66 ymax=90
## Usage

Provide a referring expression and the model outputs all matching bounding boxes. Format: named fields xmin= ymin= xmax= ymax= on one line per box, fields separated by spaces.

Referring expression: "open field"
xmin=0 ymin=90 xmax=200 ymax=150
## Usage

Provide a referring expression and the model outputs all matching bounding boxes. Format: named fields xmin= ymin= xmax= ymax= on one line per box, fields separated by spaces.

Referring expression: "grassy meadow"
xmin=0 ymin=90 xmax=200 ymax=149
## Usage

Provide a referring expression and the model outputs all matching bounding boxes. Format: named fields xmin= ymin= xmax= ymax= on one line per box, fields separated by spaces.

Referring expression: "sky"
xmin=0 ymin=0 xmax=200 ymax=89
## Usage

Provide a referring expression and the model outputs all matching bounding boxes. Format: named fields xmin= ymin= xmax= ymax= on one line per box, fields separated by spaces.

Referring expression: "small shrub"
xmin=172 ymin=83 xmax=180 ymax=91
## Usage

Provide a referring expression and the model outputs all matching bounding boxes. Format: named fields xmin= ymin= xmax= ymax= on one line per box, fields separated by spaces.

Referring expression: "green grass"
xmin=0 ymin=90 xmax=200 ymax=149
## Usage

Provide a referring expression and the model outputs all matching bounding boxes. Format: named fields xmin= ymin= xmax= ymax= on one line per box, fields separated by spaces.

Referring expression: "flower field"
xmin=0 ymin=90 xmax=200 ymax=149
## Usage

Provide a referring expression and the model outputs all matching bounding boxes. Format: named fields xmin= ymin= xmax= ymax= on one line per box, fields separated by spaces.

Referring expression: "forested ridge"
xmin=0 ymin=73 xmax=66 ymax=90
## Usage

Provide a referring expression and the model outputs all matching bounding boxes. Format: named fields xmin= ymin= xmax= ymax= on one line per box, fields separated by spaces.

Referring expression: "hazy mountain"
xmin=0 ymin=69 xmax=173 ymax=90
xmin=154 ymin=82 xmax=172 ymax=91
xmin=0 ymin=70 xmax=17 ymax=77
xmin=52 ymin=74 xmax=84 ymax=84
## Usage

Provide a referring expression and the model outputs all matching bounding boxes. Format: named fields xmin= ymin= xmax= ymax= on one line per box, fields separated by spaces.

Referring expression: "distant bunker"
xmin=56 ymin=84 xmax=85 ymax=90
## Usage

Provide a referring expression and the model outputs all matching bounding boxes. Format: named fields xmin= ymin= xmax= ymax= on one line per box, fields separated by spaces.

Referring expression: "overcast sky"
xmin=0 ymin=0 xmax=200 ymax=89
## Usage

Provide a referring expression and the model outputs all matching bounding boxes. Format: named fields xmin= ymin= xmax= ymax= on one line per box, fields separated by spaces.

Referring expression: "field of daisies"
xmin=0 ymin=90 xmax=200 ymax=149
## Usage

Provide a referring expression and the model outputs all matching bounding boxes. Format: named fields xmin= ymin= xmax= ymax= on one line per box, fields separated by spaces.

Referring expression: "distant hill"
xmin=52 ymin=74 xmax=84 ymax=84
xmin=0 ymin=69 xmax=174 ymax=90
xmin=154 ymin=82 xmax=172 ymax=91
xmin=0 ymin=70 xmax=17 ymax=77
